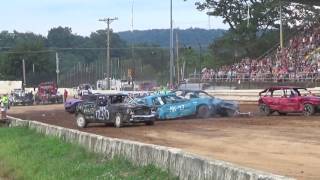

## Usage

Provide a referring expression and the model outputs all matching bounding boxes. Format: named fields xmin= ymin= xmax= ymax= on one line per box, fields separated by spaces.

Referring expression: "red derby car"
xmin=258 ymin=86 xmax=320 ymax=116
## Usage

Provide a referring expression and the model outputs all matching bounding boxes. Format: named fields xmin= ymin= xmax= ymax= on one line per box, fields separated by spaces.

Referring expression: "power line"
xmin=0 ymin=45 xmax=212 ymax=55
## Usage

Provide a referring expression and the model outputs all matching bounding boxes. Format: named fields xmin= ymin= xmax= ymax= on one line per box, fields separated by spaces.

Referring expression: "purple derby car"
xmin=64 ymin=94 xmax=98 ymax=113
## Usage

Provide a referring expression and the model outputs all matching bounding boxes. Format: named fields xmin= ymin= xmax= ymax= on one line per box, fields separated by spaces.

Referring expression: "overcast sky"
xmin=0 ymin=0 xmax=228 ymax=36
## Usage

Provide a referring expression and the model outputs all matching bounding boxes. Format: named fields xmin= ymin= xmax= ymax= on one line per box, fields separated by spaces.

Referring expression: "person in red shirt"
xmin=64 ymin=89 xmax=68 ymax=102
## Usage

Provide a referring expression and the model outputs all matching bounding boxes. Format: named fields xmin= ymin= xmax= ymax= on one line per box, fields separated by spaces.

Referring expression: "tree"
xmin=0 ymin=31 xmax=55 ymax=84
xmin=47 ymin=27 xmax=74 ymax=48
xmin=195 ymin=0 xmax=320 ymax=34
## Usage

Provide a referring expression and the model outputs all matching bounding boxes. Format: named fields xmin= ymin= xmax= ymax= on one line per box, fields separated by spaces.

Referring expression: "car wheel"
xmin=197 ymin=105 xmax=210 ymax=119
xmin=76 ymin=114 xmax=87 ymax=128
xmin=303 ymin=104 xmax=315 ymax=116
xmin=145 ymin=121 xmax=155 ymax=126
xmin=114 ymin=113 xmax=123 ymax=128
xmin=259 ymin=104 xmax=271 ymax=116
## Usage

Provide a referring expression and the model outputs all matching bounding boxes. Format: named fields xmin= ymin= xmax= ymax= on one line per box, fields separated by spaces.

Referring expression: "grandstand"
xmin=197 ymin=22 xmax=320 ymax=88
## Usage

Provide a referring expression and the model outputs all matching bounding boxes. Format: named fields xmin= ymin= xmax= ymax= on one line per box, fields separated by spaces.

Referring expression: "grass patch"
xmin=0 ymin=127 xmax=177 ymax=180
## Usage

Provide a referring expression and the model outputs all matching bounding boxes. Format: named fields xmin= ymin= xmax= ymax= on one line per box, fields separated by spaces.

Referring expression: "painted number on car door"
xmin=95 ymin=106 xmax=110 ymax=120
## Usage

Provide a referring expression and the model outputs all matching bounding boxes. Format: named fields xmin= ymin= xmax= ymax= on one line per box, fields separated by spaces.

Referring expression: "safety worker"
xmin=1 ymin=94 xmax=9 ymax=120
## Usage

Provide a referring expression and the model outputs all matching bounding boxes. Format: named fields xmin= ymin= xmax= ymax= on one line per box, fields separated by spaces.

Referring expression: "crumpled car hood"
xmin=212 ymin=98 xmax=239 ymax=110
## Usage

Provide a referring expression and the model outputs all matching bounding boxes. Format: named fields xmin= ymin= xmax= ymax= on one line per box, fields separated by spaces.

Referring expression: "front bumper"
xmin=129 ymin=114 xmax=155 ymax=122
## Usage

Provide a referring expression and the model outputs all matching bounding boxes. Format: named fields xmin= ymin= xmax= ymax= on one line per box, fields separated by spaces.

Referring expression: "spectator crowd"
xmin=201 ymin=24 xmax=320 ymax=82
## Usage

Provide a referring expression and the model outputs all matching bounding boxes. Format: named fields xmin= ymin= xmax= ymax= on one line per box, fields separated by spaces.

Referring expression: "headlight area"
xmin=127 ymin=108 xmax=135 ymax=115
xmin=151 ymin=108 xmax=157 ymax=114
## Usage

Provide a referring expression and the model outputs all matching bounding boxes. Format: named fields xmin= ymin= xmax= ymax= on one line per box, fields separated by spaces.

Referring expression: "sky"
xmin=0 ymin=0 xmax=228 ymax=37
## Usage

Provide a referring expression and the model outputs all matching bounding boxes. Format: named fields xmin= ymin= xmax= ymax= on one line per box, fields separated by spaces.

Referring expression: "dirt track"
xmin=8 ymin=104 xmax=320 ymax=180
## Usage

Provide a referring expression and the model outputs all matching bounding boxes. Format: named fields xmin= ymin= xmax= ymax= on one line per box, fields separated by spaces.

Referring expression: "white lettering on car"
xmin=169 ymin=105 xmax=185 ymax=112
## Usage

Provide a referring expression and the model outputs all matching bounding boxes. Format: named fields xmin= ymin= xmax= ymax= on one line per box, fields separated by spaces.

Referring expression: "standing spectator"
xmin=64 ymin=89 xmax=68 ymax=102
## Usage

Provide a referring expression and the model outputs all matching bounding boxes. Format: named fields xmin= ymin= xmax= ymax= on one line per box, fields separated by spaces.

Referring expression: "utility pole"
xmin=170 ymin=0 xmax=174 ymax=87
xmin=247 ymin=4 xmax=250 ymax=27
xmin=131 ymin=0 xmax=135 ymax=88
xmin=56 ymin=52 xmax=60 ymax=86
xmin=279 ymin=0 xmax=283 ymax=49
xmin=176 ymin=32 xmax=180 ymax=84
xmin=22 ymin=59 xmax=26 ymax=89
xmin=99 ymin=17 xmax=118 ymax=90
xmin=198 ymin=43 xmax=202 ymax=74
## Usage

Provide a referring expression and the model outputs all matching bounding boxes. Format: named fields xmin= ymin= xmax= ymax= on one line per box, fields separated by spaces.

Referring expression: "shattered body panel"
xmin=141 ymin=90 xmax=239 ymax=120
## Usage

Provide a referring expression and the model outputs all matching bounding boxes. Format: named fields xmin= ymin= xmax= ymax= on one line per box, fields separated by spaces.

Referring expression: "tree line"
xmin=1 ymin=0 xmax=319 ymax=85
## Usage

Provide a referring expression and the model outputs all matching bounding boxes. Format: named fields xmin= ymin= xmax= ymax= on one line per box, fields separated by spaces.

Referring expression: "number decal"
xmin=95 ymin=106 xmax=110 ymax=120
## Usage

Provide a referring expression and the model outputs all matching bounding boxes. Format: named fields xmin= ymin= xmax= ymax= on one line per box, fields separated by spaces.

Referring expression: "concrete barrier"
xmin=8 ymin=116 xmax=294 ymax=180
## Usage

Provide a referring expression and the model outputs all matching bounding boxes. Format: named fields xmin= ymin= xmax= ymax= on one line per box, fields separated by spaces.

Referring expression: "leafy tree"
xmin=195 ymin=0 xmax=320 ymax=33
xmin=47 ymin=27 xmax=74 ymax=48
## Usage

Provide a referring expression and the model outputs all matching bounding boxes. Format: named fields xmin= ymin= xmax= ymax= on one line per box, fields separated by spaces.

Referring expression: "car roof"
xmin=96 ymin=93 xmax=127 ymax=96
xmin=265 ymin=86 xmax=306 ymax=91
xmin=174 ymin=89 xmax=206 ymax=93
xmin=146 ymin=93 xmax=175 ymax=98
xmin=259 ymin=86 xmax=307 ymax=95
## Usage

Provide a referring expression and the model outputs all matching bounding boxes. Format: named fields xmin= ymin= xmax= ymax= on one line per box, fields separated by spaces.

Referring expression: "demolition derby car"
xmin=139 ymin=91 xmax=239 ymax=120
xmin=173 ymin=90 xmax=239 ymax=117
xmin=77 ymin=84 xmax=94 ymax=97
xmin=35 ymin=82 xmax=63 ymax=104
xmin=75 ymin=94 xmax=155 ymax=128
xmin=10 ymin=89 xmax=34 ymax=106
xmin=259 ymin=86 xmax=320 ymax=116
xmin=64 ymin=94 xmax=98 ymax=113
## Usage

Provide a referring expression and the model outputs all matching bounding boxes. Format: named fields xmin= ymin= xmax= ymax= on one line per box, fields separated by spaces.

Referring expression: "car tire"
xmin=145 ymin=121 xmax=155 ymax=126
xmin=197 ymin=105 xmax=210 ymax=119
xmin=259 ymin=104 xmax=271 ymax=116
xmin=114 ymin=113 xmax=123 ymax=128
xmin=303 ymin=104 xmax=315 ymax=116
xmin=76 ymin=114 xmax=87 ymax=128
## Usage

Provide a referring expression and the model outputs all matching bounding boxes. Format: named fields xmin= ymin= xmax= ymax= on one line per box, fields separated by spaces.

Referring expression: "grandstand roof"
xmin=288 ymin=0 xmax=320 ymax=6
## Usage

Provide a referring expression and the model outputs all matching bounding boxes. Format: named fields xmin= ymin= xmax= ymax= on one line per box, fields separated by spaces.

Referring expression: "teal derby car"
xmin=142 ymin=93 xmax=216 ymax=120
xmin=172 ymin=90 xmax=239 ymax=117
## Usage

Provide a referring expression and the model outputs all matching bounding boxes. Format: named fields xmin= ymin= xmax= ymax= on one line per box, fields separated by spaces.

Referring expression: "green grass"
xmin=0 ymin=128 xmax=177 ymax=180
